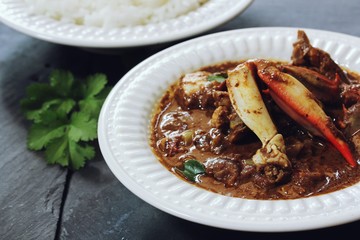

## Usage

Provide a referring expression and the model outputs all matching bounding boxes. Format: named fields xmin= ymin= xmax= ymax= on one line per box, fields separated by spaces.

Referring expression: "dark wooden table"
xmin=1 ymin=0 xmax=360 ymax=239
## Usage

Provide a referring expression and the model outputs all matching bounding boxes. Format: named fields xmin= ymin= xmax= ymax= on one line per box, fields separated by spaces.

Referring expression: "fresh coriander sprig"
xmin=21 ymin=70 xmax=111 ymax=170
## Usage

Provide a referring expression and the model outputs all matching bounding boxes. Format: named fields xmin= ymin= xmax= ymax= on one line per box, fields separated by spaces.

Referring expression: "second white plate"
xmin=0 ymin=0 xmax=253 ymax=48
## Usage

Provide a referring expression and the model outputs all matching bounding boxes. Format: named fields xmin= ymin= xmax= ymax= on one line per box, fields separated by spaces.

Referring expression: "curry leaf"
xmin=175 ymin=159 xmax=205 ymax=182
xmin=207 ymin=74 xmax=227 ymax=83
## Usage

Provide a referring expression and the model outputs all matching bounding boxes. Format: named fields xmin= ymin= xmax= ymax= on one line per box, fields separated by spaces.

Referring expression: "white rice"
xmin=24 ymin=0 xmax=208 ymax=28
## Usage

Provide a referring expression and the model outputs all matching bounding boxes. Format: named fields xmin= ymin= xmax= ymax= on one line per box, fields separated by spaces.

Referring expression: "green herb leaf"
xmin=49 ymin=70 xmax=75 ymax=97
xmin=207 ymin=74 xmax=227 ymax=83
xmin=45 ymin=135 xmax=70 ymax=166
xmin=68 ymin=140 xmax=95 ymax=169
xmin=79 ymin=74 xmax=111 ymax=118
xmin=175 ymin=159 xmax=205 ymax=182
xmin=82 ymin=73 xmax=108 ymax=98
xmin=68 ymin=111 xmax=97 ymax=142
xmin=27 ymin=123 xmax=66 ymax=150
xmin=21 ymin=84 xmax=59 ymax=123
xmin=79 ymin=87 xmax=111 ymax=118
xmin=22 ymin=69 xmax=112 ymax=170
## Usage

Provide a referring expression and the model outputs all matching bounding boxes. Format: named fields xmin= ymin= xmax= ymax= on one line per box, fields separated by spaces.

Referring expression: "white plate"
xmin=0 ymin=0 xmax=253 ymax=48
xmin=98 ymin=27 xmax=360 ymax=232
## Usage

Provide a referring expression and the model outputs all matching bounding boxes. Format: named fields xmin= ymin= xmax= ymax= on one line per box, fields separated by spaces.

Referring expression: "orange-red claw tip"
xmin=344 ymin=151 xmax=357 ymax=167
xmin=349 ymin=159 xmax=358 ymax=168
xmin=335 ymin=73 xmax=341 ymax=85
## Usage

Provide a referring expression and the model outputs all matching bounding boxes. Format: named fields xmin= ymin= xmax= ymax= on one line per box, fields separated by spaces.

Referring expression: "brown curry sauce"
xmin=150 ymin=61 xmax=360 ymax=200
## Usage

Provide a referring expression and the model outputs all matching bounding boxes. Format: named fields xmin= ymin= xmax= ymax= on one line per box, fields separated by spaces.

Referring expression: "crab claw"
xmin=291 ymin=30 xmax=349 ymax=84
xmin=281 ymin=65 xmax=341 ymax=103
xmin=255 ymin=60 xmax=357 ymax=167
xmin=227 ymin=62 xmax=291 ymax=182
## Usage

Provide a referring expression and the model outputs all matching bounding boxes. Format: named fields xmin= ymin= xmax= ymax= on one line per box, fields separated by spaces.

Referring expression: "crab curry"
xmin=150 ymin=31 xmax=360 ymax=200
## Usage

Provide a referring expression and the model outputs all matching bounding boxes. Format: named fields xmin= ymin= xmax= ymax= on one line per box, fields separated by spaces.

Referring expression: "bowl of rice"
xmin=0 ymin=0 xmax=253 ymax=48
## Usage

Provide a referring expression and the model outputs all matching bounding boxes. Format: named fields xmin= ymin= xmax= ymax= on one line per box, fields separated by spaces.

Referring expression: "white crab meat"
xmin=179 ymin=71 xmax=211 ymax=96
xmin=226 ymin=62 xmax=291 ymax=170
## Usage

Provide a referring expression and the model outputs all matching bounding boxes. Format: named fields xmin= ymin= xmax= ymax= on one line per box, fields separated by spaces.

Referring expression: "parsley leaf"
xmin=45 ymin=135 xmax=70 ymax=166
xmin=50 ymin=70 xmax=75 ymax=97
xmin=175 ymin=159 xmax=206 ymax=182
xmin=79 ymin=74 xmax=111 ymax=118
xmin=21 ymin=70 xmax=111 ymax=170
xmin=68 ymin=112 xmax=97 ymax=142
xmin=27 ymin=122 xmax=66 ymax=151
xmin=45 ymin=135 xmax=95 ymax=169
xmin=68 ymin=140 xmax=95 ymax=169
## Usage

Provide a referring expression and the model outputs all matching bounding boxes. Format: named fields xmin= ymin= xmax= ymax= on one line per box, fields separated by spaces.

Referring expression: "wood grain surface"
xmin=1 ymin=0 xmax=360 ymax=239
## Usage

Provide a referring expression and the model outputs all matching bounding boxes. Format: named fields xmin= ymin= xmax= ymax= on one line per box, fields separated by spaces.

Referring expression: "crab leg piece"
xmin=281 ymin=65 xmax=341 ymax=103
xmin=255 ymin=60 xmax=357 ymax=167
xmin=227 ymin=62 xmax=291 ymax=174
xmin=292 ymin=30 xmax=349 ymax=84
